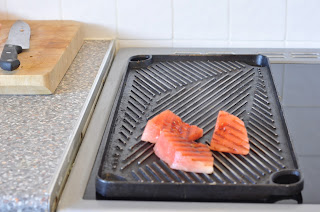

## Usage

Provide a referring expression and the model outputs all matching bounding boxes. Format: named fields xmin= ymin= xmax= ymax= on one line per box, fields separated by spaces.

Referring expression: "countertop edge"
xmin=47 ymin=40 xmax=115 ymax=212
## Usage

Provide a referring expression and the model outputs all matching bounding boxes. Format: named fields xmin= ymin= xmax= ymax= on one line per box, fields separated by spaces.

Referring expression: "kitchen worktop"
xmin=0 ymin=40 xmax=114 ymax=211
xmin=2 ymin=45 xmax=320 ymax=211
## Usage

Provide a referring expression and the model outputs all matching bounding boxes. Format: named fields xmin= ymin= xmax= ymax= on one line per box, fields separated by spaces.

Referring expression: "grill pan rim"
xmin=93 ymin=52 xmax=303 ymax=201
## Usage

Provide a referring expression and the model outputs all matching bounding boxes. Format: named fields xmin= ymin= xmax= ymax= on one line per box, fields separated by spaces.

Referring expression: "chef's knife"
xmin=0 ymin=21 xmax=30 ymax=71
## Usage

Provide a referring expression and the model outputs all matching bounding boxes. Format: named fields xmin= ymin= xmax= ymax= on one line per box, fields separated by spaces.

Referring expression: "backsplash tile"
xmin=287 ymin=0 xmax=320 ymax=41
xmin=62 ymin=0 xmax=117 ymax=38
xmin=230 ymin=0 xmax=286 ymax=41
xmin=1 ymin=0 xmax=320 ymax=46
xmin=0 ymin=0 xmax=7 ymax=20
xmin=229 ymin=41 xmax=286 ymax=48
xmin=173 ymin=0 xmax=228 ymax=40
xmin=6 ymin=0 xmax=60 ymax=20
xmin=285 ymin=41 xmax=320 ymax=48
xmin=117 ymin=0 xmax=172 ymax=39
xmin=173 ymin=40 xmax=229 ymax=48
xmin=117 ymin=40 xmax=172 ymax=49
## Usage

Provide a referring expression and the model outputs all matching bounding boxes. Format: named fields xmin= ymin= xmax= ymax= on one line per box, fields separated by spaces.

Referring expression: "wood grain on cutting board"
xmin=0 ymin=20 xmax=83 ymax=94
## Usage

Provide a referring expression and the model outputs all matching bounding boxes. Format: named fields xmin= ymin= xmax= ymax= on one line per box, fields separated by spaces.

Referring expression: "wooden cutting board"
xmin=0 ymin=20 xmax=83 ymax=94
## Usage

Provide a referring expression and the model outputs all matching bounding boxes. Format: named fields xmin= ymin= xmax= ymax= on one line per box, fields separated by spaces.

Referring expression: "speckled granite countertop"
xmin=0 ymin=40 xmax=114 ymax=212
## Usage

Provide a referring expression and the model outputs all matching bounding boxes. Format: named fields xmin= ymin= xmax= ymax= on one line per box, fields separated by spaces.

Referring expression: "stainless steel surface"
xmin=48 ymin=40 xmax=115 ymax=212
xmin=6 ymin=20 xmax=30 ymax=49
xmin=175 ymin=48 xmax=320 ymax=64
xmin=57 ymin=47 xmax=320 ymax=211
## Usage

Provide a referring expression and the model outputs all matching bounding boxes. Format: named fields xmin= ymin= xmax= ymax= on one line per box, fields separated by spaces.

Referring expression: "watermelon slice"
xmin=141 ymin=110 xmax=203 ymax=143
xmin=210 ymin=111 xmax=250 ymax=155
xmin=154 ymin=130 xmax=214 ymax=174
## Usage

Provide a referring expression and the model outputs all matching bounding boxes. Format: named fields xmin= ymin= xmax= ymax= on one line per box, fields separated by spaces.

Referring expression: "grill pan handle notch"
xmin=255 ymin=54 xmax=269 ymax=67
xmin=129 ymin=55 xmax=153 ymax=68
xmin=271 ymin=169 xmax=302 ymax=185
xmin=269 ymin=169 xmax=304 ymax=196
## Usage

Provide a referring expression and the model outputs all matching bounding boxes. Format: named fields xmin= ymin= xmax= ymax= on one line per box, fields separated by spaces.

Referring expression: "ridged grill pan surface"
xmin=95 ymin=54 xmax=303 ymax=202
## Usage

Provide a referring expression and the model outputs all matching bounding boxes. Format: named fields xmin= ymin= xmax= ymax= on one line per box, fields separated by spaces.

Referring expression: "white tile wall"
xmin=287 ymin=0 xmax=320 ymax=41
xmin=173 ymin=40 xmax=229 ymax=48
xmin=117 ymin=40 xmax=172 ymax=49
xmin=285 ymin=41 xmax=320 ymax=48
xmin=230 ymin=0 xmax=286 ymax=41
xmin=62 ymin=0 xmax=117 ymax=38
xmin=0 ymin=0 xmax=7 ymax=20
xmin=117 ymin=0 xmax=172 ymax=39
xmin=229 ymin=41 xmax=285 ymax=48
xmin=1 ymin=0 xmax=320 ymax=47
xmin=173 ymin=0 xmax=228 ymax=40
xmin=6 ymin=0 xmax=60 ymax=20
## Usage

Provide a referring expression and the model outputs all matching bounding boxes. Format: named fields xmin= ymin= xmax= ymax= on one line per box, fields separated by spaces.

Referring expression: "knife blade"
xmin=0 ymin=20 xmax=30 ymax=71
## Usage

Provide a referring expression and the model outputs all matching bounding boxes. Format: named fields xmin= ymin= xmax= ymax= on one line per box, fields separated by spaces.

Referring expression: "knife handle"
xmin=0 ymin=44 xmax=22 ymax=71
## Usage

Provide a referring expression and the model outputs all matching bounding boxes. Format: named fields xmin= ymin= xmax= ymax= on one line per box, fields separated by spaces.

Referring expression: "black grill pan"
xmin=95 ymin=54 xmax=303 ymax=202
